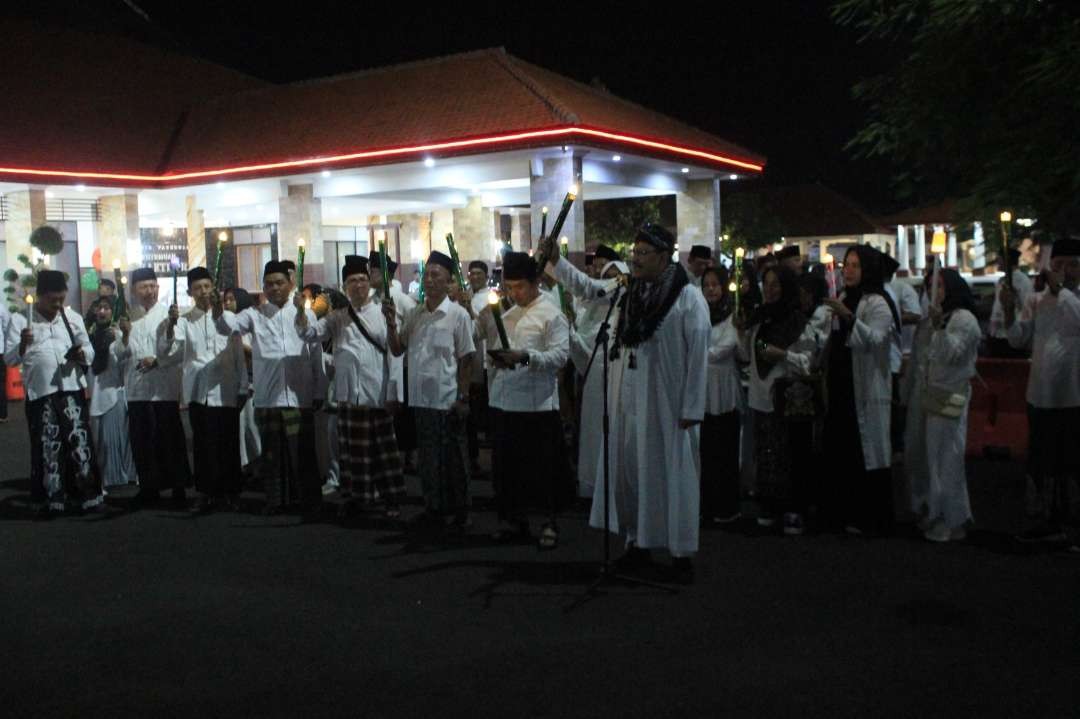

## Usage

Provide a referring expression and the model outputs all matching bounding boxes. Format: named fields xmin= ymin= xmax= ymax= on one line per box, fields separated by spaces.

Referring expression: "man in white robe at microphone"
xmin=544 ymin=223 xmax=710 ymax=584
xmin=554 ymin=243 xmax=627 ymax=499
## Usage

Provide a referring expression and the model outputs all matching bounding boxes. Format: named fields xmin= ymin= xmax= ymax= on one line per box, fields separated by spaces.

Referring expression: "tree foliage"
xmin=584 ymin=196 xmax=666 ymax=259
xmin=833 ymin=0 xmax=1080 ymax=233
xmin=720 ymin=192 xmax=785 ymax=253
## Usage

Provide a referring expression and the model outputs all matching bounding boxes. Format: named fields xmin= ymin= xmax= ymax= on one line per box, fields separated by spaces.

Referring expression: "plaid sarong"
xmin=255 ymin=407 xmax=319 ymax=509
xmin=338 ymin=405 xmax=405 ymax=502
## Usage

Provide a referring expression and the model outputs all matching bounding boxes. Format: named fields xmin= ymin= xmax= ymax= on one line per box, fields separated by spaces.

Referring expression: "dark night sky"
xmin=9 ymin=0 xmax=899 ymax=212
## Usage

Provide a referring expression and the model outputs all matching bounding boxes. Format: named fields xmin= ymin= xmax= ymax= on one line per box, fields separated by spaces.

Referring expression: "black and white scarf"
xmin=611 ymin=262 xmax=689 ymax=359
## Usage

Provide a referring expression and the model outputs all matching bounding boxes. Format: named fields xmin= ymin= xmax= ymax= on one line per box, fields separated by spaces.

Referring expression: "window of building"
xmin=234 ymin=226 xmax=274 ymax=292
xmin=323 ymin=226 xmax=369 ymax=290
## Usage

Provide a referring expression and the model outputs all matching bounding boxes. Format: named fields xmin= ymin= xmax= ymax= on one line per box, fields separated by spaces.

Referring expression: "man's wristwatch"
xmin=519 ymin=352 xmax=530 ymax=367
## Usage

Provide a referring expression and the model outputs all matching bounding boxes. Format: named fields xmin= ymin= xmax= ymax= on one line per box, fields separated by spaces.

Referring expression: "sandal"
xmin=538 ymin=523 xmax=559 ymax=551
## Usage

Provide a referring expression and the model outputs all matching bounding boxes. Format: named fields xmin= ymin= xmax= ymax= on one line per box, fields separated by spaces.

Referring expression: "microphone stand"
xmin=566 ymin=281 xmax=677 ymax=612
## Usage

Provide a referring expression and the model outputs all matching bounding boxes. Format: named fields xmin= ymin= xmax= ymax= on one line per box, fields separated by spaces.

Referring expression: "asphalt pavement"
xmin=0 ymin=400 xmax=1076 ymax=719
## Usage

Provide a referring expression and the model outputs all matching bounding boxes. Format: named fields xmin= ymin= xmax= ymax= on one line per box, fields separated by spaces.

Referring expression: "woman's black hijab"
xmin=937 ymin=268 xmax=977 ymax=318
xmin=701 ymin=266 xmax=732 ymax=325
xmin=842 ymin=245 xmax=901 ymax=333
xmin=739 ymin=259 xmax=763 ymax=316
xmin=226 ymin=287 xmax=254 ymax=312
xmin=88 ymin=297 xmax=115 ymax=374
xmin=746 ymin=265 xmax=806 ymax=378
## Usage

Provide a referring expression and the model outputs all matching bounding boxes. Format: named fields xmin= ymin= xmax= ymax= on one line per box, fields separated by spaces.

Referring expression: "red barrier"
xmin=6 ymin=365 xmax=25 ymax=401
xmin=966 ymin=357 xmax=1029 ymax=459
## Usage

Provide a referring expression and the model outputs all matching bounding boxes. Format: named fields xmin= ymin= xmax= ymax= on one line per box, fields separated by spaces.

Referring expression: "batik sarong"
xmin=28 ymin=391 xmax=103 ymax=511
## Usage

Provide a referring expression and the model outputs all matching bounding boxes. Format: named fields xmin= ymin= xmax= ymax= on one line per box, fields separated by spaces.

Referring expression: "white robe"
xmin=552 ymin=261 xmax=622 ymax=497
xmin=553 ymin=258 xmax=710 ymax=555
xmin=904 ymin=310 xmax=981 ymax=529
xmin=841 ymin=292 xmax=895 ymax=470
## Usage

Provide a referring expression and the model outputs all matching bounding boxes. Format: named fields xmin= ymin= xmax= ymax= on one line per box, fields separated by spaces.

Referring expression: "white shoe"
xmin=923 ymin=521 xmax=950 ymax=543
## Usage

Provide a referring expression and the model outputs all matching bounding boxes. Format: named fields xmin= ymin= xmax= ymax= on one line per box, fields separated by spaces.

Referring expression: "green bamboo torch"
xmin=417 ymin=259 xmax=426 ymax=303
xmin=379 ymin=240 xmax=392 ymax=301
xmin=213 ymin=231 xmax=228 ymax=288
xmin=112 ymin=258 xmax=128 ymax=320
xmin=534 ymin=186 xmax=577 ymax=270
xmin=487 ymin=289 xmax=510 ymax=349
xmin=296 ymin=237 xmax=306 ymax=289
xmin=445 ymin=232 xmax=468 ymax=291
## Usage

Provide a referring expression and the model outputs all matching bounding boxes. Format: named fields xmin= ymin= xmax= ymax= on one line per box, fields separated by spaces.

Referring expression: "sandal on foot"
xmin=538 ymin=523 xmax=559 ymax=550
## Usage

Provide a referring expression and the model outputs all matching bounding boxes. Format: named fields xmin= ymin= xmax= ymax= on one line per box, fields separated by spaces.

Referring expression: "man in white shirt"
xmin=687 ymin=245 xmax=713 ymax=288
xmin=370 ymin=250 xmax=419 ymax=471
xmin=115 ymin=267 xmax=191 ymax=507
xmin=296 ymin=256 xmax=405 ymax=518
xmin=883 ymin=255 xmax=921 ymax=452
xmin=214 ymin=260 xmax=326 ymax=516
xmin=988 ymin=249 xmax=1034 ymax=357
xmin=558 ymin=247 xmax=628 ymax=500
xmin=1003 ymin=238 xmax=1080 ymax=542
xmin=5 ymin=270 xmax=103 ymax=515
xmin=160 ymin=267 xmax=247 ymax=513
xmin=466 ymin=260 xmax=492 ymax=476
xmin=385 ymin=251 xmax=476 ymax=530
xmin=486 ymin=252 xmax=571 ymax=547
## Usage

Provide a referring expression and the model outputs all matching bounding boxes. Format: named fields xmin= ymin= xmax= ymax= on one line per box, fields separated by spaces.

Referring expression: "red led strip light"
xmin=0 ymin=126 xmax=764 ymax=185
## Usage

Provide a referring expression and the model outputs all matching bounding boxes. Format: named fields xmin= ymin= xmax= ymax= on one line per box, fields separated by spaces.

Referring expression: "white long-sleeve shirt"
xmin=400 ymin=295 xmax=475 ymax=411
xmin=89 ymin=327 xmax=127 ymax=417
xmin=740 ymin=320 xmax=817 ymax=414
xmin=215 ymin=302 xmax=325 ymax=409
xmin=488 ymin=294 xmax=569 ymax=412
xmin=989 ymin=270 xmax=1034 ymax=339
xmin=160 ymin=307 xmax=246 ymax=407
xmin=4 ymin=307 xmax=93 ymax=401
xmin=706 ymin=317 xmax=741 ymax=415
xmin=298 ymin=301 xmax=402 ymax=408
xmin=1008 ymin=288 xmax=1080 ymax=408
xmin=114 ymin=302 xmax=182 ymax=403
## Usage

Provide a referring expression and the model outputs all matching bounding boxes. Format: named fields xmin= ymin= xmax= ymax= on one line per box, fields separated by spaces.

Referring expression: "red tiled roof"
xmin=0 ymin=29 xmax=764 ymax=187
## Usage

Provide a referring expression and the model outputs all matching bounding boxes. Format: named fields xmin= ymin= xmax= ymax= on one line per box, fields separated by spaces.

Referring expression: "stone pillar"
xmin=97 ymin=192 xmax=139 ymax=271
xmin=387 ymin=212 xmax=432 ymax=279
xmin=947 ymin=228 xmax=958 ymax=269
xmin=5 ymin=188 xmax=47 ymax=271
xmin=278 ymin=183 xmax=323 ymax=286
xmin=971 ymin=221 xmax=986 ymax=275
xmin=450 ymin=194 xmax=494 ymax=268
xmin=896 ymin=225 xmax=910 ymax=276
xmin=676 ymin=177 xmax=721 ymax=266
xmin=913 ymin=224 xmax=927 ymax=274
xmin=530 ymin=154 xmax=584 ymax=265
xmin=185 ymin=195 xmax=206 ymax=270
xmin=430 ymin=209 xmax=454 ymax=255
xmin=510 ymin=211 xmax=530 ymax=252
